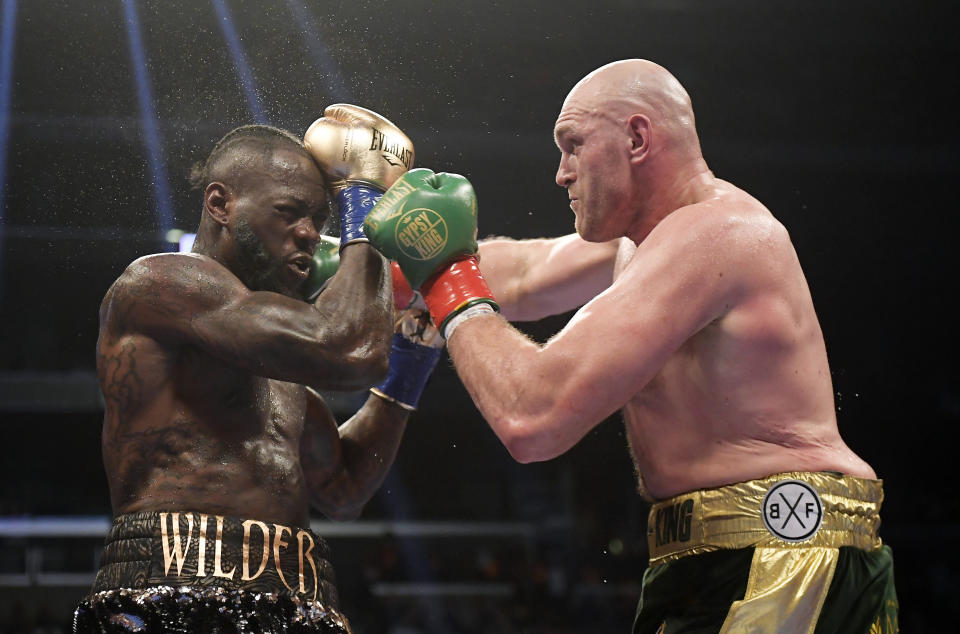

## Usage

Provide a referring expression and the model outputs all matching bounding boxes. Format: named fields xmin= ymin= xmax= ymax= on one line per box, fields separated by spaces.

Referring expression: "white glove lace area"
xmin=396 ymin=308 xmax=445 ymax=349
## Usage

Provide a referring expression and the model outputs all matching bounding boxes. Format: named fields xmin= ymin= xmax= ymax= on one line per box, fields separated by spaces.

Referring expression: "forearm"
xmin=479 ymin=235 xmax=618 ymax=322
xmin=308 ymin=244 xmax=393 ymax=388
xmin=308 ymin=395 xmax=409 ymax=520
xmin=446 ymin=314 xmax=590 ymax=462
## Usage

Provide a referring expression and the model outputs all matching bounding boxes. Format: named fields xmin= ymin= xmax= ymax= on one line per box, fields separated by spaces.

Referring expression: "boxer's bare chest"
xmin=106 ymin=343 xmax=311 ymax=516
xmin=175 ymin=346 xmax=307 ymax=437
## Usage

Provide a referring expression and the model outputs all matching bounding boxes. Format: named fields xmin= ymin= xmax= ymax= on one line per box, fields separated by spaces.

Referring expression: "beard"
xmin=233 ymin=218 xmax=299 ymax=298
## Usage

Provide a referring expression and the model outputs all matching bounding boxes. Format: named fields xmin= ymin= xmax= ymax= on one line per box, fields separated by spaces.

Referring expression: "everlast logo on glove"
xmin=370 ymin=127 xmax=413 ymax=169
xmin=367 ymin=182 xmax=417 ymax=228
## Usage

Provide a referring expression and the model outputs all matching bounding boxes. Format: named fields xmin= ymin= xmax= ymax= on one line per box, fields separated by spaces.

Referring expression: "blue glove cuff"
xmin=338 ymin=185 xmax=382 ymax=247
xmin=371 ymin=333 xmax=443 ymax=411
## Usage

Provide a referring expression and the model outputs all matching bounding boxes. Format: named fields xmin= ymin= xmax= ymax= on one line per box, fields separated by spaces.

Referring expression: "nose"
xmin=555 ymin=153 xmax=576 ymax=188
xmin=295 ymin=217 xmax=321 ymax=252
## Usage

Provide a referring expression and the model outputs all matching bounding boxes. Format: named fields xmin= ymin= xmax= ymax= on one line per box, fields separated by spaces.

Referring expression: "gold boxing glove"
xmin=303 ymin=104 xmax=415 ymax=193
xmin=304 ymin=105 xmax=415 ymax=249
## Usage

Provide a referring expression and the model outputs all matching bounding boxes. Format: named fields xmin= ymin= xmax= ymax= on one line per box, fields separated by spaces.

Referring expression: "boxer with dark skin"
xmin=76 ymin=120 xmax=436 ymax=632
xmin=96 ymin=127 xmax=403 ymax=528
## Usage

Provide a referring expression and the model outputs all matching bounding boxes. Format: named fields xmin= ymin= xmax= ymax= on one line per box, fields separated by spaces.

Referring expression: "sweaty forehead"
xmin=267 ymin=147 xmax=323 ymax=185
xmin=232 ymin=147 xmax=327 ymax=207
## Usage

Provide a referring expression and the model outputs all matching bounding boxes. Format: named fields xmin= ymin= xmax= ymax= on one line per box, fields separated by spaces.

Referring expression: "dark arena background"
xmin=0 ymin=1 xmax=957 ymax=632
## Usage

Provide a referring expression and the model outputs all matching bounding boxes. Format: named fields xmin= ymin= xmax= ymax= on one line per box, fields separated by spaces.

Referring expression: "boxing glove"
xmin=370 ymin=307 xmax=444 ymax=411
xmin=303 ymin=235 xmax=341 ymax=302
xmin=363 ymin=168 xmax=499 ymax=336
xmin=304 ymin=234 xmax=418 ymax=312
xmin=304 ymin=104 xmax=415 ymax=249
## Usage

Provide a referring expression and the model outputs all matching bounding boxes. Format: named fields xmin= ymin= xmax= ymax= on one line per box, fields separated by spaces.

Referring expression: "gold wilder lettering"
xmin=241 ymin=520 xmax=270 ymax=581
xmin=213 ymin=515 xmax=236 ymax=579
xmin=196 ymin=514 xmax=208 ymax=577
xmin=273 ymin=524 xmax=295 ymax=592
xmin=297 ymin=530 xmax=319 ymax=601
xmin=160 ymin=512 xmax=194 ymax=577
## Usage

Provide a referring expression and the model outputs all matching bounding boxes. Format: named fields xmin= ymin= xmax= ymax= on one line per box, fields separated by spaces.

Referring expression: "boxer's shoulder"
xmin=122 ymin=252 xmax=227 ymax=285
xmin=100 ymin=253 xmax=241 ymax=343
xmin=111 ymin=253 xmax=243 ymax=310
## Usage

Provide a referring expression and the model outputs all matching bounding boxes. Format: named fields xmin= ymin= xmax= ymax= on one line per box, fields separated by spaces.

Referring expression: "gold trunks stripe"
xmin=646 ymin=471 xmax=884 ymax=565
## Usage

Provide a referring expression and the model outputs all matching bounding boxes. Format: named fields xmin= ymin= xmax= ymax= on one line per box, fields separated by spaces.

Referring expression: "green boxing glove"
xmin=303 ymin=235 xmax=341 ymax=302
xmin=364 ymin=168 xmax=499 ymax=337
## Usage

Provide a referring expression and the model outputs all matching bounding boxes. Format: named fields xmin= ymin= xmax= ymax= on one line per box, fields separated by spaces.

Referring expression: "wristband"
xmin=420 ymin=256 xmax=499 ymax=335
xmin=442 ymin=303 xmax=496 ymax=340
xmin=370 ymin=333 xmax=443 ymax=411
xmin=337 ymin=184 xmax=383 ymax=249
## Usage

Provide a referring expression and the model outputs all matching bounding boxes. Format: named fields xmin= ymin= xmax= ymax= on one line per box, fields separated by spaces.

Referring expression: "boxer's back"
xmin=96 ymin=258 xmax=311 ymax=526
xmin=616 ymin=183 xmax=875 ymax=499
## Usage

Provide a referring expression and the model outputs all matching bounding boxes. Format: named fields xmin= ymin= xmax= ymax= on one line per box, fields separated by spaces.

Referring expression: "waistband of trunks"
xmin=91 ymin=511 xmax=339 ymax=608
xmin=646 ymin=471 xmax=884 ymax=565
xmin=74 ymin=585 xmax=352 ymax=634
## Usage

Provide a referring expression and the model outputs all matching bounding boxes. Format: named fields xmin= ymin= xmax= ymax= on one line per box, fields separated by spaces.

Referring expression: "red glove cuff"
xmin=420 ymin=256 xmax=499 ymax=334
xmin=391 ymin=261 xmax=415 ymax=310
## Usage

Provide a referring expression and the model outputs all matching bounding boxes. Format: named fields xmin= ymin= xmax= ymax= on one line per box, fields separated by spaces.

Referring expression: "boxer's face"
xmin=554 ymin=106 xmax=635 ymax=242
xmin=229 ymin=148 xmax=328 ymax=299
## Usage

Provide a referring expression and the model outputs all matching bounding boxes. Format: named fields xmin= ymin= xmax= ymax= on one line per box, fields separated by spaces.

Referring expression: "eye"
xmin=275 ymin=206 xmax=300 ymax=221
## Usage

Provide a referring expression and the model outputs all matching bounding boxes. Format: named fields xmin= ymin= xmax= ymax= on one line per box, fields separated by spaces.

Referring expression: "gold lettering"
xmin=414 ymin=213 xmax=430 ymax=235
xmin=196 ymin=514 xmax=208 ymax=577
xmin=273 ymin=524 xmax=295 ymax=591
xmin=160 ymin=512 xmax=194 ymax=577
xmin=416 ymin=229 xmax=443 ymax=256
xmin=212 ymin=515 xmax=236 ymax=579
xmin=241 ymin=519 xmax=270 ymax=581
xmin=398 ymin=224 xmax=416 ymax=247
xmin=297 ymin=530 xmax=319 ymax=601
xmin=377 ymin=184 xmax=414 ymax=223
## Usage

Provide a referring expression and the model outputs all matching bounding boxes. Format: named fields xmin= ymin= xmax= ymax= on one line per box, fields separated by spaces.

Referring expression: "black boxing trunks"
xmin=72 ymin=511 xmax=351 ymax=633
xmin=633 ymin=472 xmax=898 ymax=633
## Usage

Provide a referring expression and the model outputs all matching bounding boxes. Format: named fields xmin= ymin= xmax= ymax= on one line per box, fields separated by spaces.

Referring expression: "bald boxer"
xmin=74 ymin=117 xmax=442 ymax=633
xmin=366 ymin=61 xmax=898 ymax=632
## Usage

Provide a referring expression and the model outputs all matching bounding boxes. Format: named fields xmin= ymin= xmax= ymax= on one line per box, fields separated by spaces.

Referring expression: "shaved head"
xmin=552 ymin=59 xmax=713 ymax=243
xmin=560 ymin=59 xmax=700 ymax=156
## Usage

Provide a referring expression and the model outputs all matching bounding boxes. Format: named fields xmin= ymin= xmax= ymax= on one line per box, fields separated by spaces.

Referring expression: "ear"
xmin=204 ymin=182 xmax=230 ymax=226
xmin=627 ymin=114 xmax=651 ymax=164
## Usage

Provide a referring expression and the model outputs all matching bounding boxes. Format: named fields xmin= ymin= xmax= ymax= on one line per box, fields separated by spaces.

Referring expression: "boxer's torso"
xmin=611 ymin=183 xmax=875 ymax=500
xmin=97 ymin=263 xmax=316 ymax=527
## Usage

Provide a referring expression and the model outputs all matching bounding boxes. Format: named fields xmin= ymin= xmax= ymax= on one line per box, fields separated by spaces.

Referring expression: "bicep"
xmin=479 ymin=234 xmax=620 ymax=321
xmin=542 ymin=234 xmax=736 ymax=418
xmin=115 ymin=255 xmax=341 ymax=384
xmin=300 ymin=389 xmax=342 ymax=485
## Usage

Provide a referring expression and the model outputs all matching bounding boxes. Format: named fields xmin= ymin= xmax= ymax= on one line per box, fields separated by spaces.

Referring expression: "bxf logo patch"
xmin=761 ymin=480 xmax=824 ymax=542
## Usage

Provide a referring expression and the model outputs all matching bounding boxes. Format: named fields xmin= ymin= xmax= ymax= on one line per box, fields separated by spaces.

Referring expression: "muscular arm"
xmin=450 ymin=212 xmax=753 ymax=462
xmin=300 ymin=389 xmax=408 ymax=520
xmin=478 ymin=234 xmax=621 ymax=321
xmin=103 ymin=244 xmax=392 ymax=391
